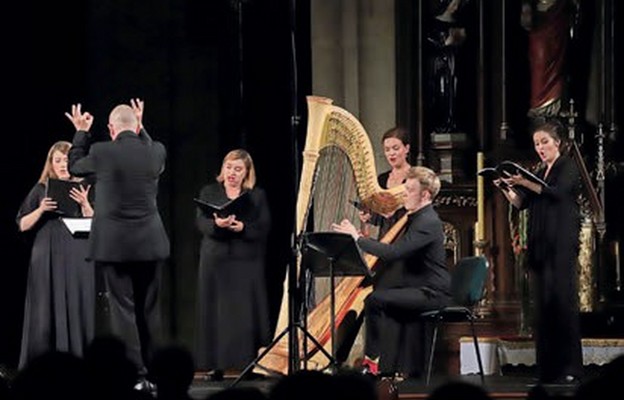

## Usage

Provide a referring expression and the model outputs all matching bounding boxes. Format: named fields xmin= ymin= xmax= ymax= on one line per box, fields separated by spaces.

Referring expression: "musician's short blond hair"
xmin=407 ymin=166 xmax=441 ymax=199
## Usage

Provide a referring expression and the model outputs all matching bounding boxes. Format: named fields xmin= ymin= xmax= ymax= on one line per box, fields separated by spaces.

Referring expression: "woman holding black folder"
xmin=16 ymin=140 xmax=94 ymax=369
xmin=194 ymin=149 xmax=271 ymax=379
xmin=496 ymin=119 xmax=583 ymax=384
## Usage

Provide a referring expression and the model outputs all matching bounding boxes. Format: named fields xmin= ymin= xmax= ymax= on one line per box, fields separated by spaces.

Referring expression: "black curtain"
xmin=1 ymin=0 xmax=310 ymax=368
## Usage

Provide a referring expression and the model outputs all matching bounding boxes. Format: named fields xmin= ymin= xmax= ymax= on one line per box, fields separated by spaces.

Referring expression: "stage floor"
xmin=188 ymin=370 xmax=589 ymax=400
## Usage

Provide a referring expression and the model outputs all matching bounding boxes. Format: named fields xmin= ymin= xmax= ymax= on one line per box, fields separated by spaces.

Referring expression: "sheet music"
xmin=61 ymin=217 xmax=92 ymax=235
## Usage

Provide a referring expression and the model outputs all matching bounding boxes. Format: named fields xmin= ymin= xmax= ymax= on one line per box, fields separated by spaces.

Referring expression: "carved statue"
xmin=521 ymin=0 xmax=579 ymax=120
xmin=427 ymin=0 xmax=468 ymax=133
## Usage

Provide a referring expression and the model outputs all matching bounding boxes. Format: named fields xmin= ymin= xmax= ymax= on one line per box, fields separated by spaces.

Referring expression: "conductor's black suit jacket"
xmin=68 ymin=129 xmax=170 ymax=262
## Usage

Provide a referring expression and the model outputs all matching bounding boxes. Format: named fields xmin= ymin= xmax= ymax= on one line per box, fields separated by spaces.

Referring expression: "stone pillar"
xmin=431 ymin=131 xmax=469 ymax=183
xmin=311 ymin=0 xmax=395 ymax=167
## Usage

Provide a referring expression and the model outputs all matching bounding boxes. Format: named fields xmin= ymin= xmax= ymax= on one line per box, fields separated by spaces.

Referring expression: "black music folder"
xmin=194 ymin=191 xmax=250 ymax=218
xmin=478 ymin=160 xmax=547 ymax=188
xmin=46 ymin=178 xmax=85 ymax=217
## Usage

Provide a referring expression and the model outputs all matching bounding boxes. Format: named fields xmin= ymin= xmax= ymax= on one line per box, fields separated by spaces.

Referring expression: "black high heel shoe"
xmin=555 ymin=375 xmax=581 ymax=385
xmin=541 ymin=374 xmax=581 ymax=385
xmin=134 ymin=377 xmax=157 ymax=393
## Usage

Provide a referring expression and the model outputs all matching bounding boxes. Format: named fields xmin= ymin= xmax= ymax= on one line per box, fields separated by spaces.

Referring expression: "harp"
xmin=255 ymin=96 xmax=407 ymax=374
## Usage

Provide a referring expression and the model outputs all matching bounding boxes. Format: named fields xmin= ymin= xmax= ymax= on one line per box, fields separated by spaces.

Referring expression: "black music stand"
xmin=303 ymin=232 xmax=371 ymax=369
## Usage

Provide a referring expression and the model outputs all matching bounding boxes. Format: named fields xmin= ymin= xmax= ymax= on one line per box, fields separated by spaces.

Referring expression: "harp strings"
xmin=307 ymin=146 xmax=360 ymax=307
xmin=313 ymin=147 xmax=360 ymax=232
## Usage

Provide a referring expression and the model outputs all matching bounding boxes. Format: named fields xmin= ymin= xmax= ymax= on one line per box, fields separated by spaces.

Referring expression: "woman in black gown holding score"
xmin=16 ymin=140 xmax=94 ymax=369
xmin=496 ymin=119 xmax=583 ymax=384
xmin=194 ymin=149 xmax=271 ymax=379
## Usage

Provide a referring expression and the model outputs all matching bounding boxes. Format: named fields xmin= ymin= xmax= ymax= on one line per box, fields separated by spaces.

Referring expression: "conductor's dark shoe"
xmin=540 ymin=374 xmax=581 ymax=386
xmin=553 ymin=375 xmax=581 ymax=385
xmin=134 ymin=377 xmax=157 ymax=394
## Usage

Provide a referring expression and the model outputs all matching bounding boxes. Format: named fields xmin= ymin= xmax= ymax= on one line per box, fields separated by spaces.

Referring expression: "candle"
xmin=477 ymin=152 xmax=485 ymax=241
xmin=615 ymin=240 xmax=621 ymax=291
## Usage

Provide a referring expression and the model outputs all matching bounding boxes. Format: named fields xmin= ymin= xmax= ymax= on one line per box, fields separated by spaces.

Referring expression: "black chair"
xmin=420 ymin=255 xmax=489 ymax=385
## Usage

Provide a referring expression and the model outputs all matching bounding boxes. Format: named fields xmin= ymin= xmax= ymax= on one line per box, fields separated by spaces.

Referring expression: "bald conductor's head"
xmin=108 ymin=104 xmax=138 ymax=140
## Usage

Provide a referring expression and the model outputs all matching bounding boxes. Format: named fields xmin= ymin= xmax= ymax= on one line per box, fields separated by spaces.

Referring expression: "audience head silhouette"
xmin=427 ymin=380 xmax=492 ymax=400
xmin=269 ymin=370 xmax=337 ymax=400
xmin=12 ymin=351 xmax=88 ymax=400
xmin=83 ymin=335 xmax=141 ymax=400
xmin=149 ymin=344 xmax=195 ymax=399
xmin=209 ymin=386 xmax=268 ymax=400
xmin=333 ymin=368 xmax=379 ymax=400
xmin=0 ymin=371 xmax=12 ymax=400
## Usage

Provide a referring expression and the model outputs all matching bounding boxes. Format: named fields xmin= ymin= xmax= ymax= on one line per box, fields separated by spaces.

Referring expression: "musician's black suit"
xmin=357 ymin=204 xmax=451 ymax=377
xmin=69 ymin=129 xmax=170 ymax=374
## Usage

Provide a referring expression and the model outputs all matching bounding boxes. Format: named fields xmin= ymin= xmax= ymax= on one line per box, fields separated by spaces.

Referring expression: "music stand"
xmin=303 ymin=231 xmax=371 ymax=368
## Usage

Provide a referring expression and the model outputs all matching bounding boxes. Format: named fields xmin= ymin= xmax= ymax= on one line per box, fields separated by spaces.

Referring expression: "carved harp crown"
xmin=295 ymin=96 xmax=405 ymax=236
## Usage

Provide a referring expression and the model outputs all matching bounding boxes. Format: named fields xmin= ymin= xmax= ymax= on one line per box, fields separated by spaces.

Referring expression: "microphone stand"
xmin=287 ymin=0 xmax=301 ymax=374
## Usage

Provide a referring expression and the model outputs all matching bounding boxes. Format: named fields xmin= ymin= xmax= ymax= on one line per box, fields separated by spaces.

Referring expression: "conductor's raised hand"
xmin=130 ymin=98 xmax=144 ymax=131
xmin=65 ymin=103 xmax=94 ymax=132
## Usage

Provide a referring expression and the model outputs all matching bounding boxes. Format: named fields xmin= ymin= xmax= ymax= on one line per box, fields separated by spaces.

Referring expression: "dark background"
xmin=1 ymin=0 xmax=311 ymax=367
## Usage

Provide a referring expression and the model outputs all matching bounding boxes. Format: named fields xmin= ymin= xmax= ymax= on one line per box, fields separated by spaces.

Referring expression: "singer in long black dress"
xmin=195 ymin=149 xmax=271 ymax=375
xmin=498 ymin=120 xmax=583 ymax=384
xmin=16 ymin=141 xmax=94 ymax=369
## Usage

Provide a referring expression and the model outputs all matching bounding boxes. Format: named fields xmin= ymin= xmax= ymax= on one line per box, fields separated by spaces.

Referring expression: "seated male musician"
xmin=332 ymin=166 xmax=451 ymax=378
